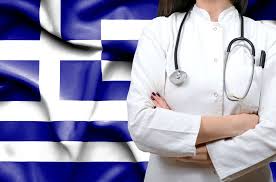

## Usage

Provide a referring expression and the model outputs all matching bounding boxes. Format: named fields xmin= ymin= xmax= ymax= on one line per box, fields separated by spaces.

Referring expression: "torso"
xmin=144 ymin=5 xmax=276 ymax=182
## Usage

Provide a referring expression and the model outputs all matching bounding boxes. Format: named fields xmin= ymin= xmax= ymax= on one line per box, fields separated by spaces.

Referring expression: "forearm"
xmin=196 ymin=115 xmax=236 ymax=145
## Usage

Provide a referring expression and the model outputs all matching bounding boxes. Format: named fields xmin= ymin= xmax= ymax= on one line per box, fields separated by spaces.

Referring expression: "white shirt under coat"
xmin=127 ymin=4 xmax=276 ymax=182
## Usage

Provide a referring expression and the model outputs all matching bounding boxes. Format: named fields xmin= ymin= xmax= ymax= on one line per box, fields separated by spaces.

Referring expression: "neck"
xmin=196 ymin=0 xmax=233 ymax=21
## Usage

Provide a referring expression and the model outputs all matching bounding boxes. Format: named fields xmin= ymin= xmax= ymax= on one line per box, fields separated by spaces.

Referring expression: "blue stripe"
xmin=0 ymin=0 xmax=40 ymax=40
xmin=1 ymin=0 xmax=275 ymax=41
xmin=60 ymin=0 xmax=276 ymax=40
xmin=0 ymin=61 xmax=40 ymax=101
xmin=0 ymin=162 xmax=275 ymax=182
xmin=61 ymin=0 xmax=158 ymax=40
xmin=0 ymin=162 xmax=147 ymax=182
xmin=0 ymin=162 xmax=276 ymax=182
xmin=102 ymin=40 xmax=138 ymax=62
xmin=60 ymin=61 xmax=130 ymax=101
xmin=0 ymin=121 xmax=131 ymax=142
xmin=270 ymin=162 xmax=276 ymax=181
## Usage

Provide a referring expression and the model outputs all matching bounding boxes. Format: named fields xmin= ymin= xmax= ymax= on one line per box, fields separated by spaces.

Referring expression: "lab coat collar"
xmin=190 ymin=3 xmax=238 ymax=24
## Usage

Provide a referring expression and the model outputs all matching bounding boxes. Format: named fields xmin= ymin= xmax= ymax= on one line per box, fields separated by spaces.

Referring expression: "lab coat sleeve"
xmin=206 ymin=37 xmax=276 ymax=181
xmin=126 ymin=17 xmax=202 ymax=157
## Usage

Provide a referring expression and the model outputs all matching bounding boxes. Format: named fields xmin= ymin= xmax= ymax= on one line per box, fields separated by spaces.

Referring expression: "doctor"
xmin=127 ymin=0 xmax=276 ymax=181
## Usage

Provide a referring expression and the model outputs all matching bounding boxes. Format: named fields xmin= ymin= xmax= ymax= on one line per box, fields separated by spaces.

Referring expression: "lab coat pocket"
xmin=225 ymin=46 xmax=264 ymax=113
xmin=239 ymin=65 xmax=264 ymax=113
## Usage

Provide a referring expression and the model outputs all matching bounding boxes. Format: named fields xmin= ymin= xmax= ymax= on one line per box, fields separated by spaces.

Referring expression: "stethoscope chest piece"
xmin=169 ymin=69 xmax=188 ymax=85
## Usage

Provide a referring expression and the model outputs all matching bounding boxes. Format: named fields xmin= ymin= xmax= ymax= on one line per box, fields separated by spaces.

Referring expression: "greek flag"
xmin=0 ymin=0 xmax=275 ymax=181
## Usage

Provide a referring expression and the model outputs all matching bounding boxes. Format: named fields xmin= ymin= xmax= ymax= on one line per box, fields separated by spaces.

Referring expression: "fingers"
xmin=170 ymin=154 xmax=208 ymax=161
xmin=151 ymin=95 xmax=162 ymax=108
xmin=176 ymin=158 xmax=212 ymax=164
xmin=172 ymin=145 xmax=211 ymax=163
xmin=150 ymin=92 xmax=164 ymax=108
xmin=156 ymin=93 xmax=170 ymax=107
xmin=167 ymin=145 xmax=212 ymax=166
xmin=196 ymin=145 xmax=208 ymax=154
xmin=178 ymin=153 xmax=208 ymax=161
xmin=175 ymin=156 xmax=212 ymax=165
xmin=151 ymin=92 xmax=171 ymax=109
xmin=172 ymin=156 xmax=212 ymax=165
xmin=176 ymin=157 xmax=211 ymax=163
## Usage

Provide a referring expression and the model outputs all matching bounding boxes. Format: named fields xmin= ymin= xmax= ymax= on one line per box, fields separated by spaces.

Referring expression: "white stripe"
xmin=39 ymin=32 xmax=102 ymax=60
xmin=56 ymin=101 xmax=128 ymax=121
xmin=39 ymin=33 xmax=60 ymax=108
xmin=40 ymin=0 xmax=61 ymax=37
xmin=0 ymin=101 xmax=127 ymax=121
xmin=101 ymin=20 xmax=151 ymax=40
xmin=0 ymin=102 xmax=50 ymax=121
xmin=0 ymin=41 xmax=41 ymax=60
xmin=0 ymin=38 xmax=101 ymax=60
xmin=0 ymin=141 xmax=149 ymax=162
xmin=101 ymin=60 xmax=131 ymax=81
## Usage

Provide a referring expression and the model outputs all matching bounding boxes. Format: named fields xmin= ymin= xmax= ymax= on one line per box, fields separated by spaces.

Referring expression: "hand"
xmin=150 ymin=92 xmax=171 ymax=109
xmin=170 ymin=145 xmax=213 ymax=166
xmin=227 ymin=113 xmax=259 ymax=136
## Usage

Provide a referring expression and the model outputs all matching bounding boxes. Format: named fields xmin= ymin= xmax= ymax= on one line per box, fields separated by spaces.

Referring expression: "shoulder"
xmin=143 ymin=12 xmax=187 ymax=33
xmin=243 ymin=16 xmax=276 ymax=50
xmin=244 ymin=16 xmax=276 ymax=68
xmin=140 ymin=16 xmax=169 ymax=45
xmin=140 ymin=12 xmax=188 ymax=51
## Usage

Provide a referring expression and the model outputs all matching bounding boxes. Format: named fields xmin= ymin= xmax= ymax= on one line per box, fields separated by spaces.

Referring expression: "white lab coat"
xmin=127 ymin=4 xmax=276 ymax=182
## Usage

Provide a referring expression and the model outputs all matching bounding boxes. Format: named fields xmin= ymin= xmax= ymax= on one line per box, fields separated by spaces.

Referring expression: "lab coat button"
xmin=214 ymin=58 xmax=218 ymax=63
xmin=213 ymin=27 xmax=218 ymax=31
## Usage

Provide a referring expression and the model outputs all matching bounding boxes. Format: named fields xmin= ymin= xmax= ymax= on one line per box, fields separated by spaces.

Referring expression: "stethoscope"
xmin=169 ymin=7 xmax=266 ymax=102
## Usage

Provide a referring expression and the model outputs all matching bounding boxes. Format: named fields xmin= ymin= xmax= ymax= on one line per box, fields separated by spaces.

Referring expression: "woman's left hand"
xmin=171 ymin=145 xmax=213 ymax=166
xmin=150 ymin=92 xmax=212 ymax=166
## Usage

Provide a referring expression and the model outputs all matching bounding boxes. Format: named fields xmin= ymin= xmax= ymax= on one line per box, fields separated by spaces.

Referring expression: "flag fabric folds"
xmin=0 ymin=0 xmax=276 ymax=181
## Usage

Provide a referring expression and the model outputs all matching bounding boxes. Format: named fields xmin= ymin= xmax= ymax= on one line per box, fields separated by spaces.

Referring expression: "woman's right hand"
xmin=150 ymin=92 xmax=171 ymax=110
xmin=226 ymin=113 xmax=259 ymax=137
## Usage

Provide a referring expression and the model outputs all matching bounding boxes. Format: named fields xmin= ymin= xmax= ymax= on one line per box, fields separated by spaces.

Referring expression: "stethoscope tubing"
xmin=172 ymin=6 xmax=257 ymax=102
